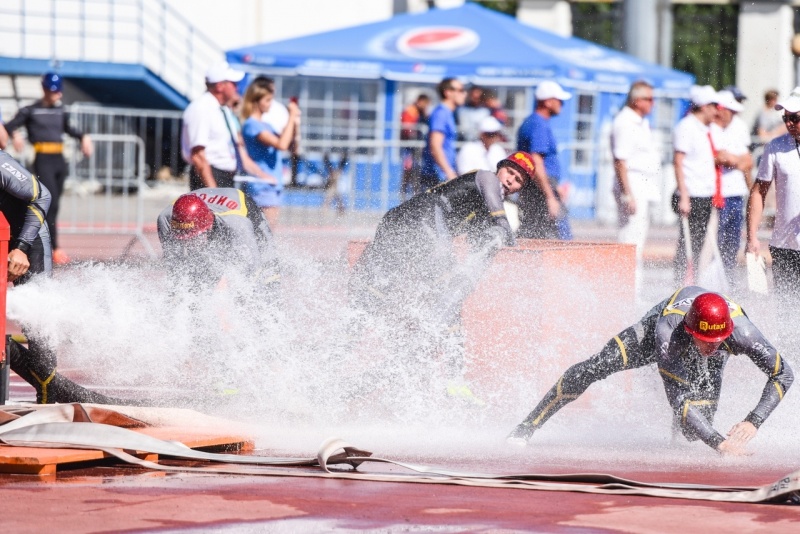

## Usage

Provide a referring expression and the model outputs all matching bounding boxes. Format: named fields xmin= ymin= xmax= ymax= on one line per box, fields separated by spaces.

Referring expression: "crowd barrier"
xmin=64 ymin=133 xmax=156 ymax=258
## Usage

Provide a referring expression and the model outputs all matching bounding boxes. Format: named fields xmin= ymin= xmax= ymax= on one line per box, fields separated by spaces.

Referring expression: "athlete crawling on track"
xmin=157 ymin=187 xmax=280 ymax=304
xmin=349 ymin=152 xmax=535 ymax=396
xmin=507 ymin=286 xmax=793 ymax=455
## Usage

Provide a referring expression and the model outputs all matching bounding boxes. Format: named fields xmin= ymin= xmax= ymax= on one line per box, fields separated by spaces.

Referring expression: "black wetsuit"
xmin=351 ymin=170 xmax=513 ymax=325
xmin=157 ymin=187 xmax=280 ymax=302
xmin=1 ymin=150 xmax=125 ymax=404
xmin=512 ymin=286 xmax=794 ymax=450
xmin=4 ymin=100 xmax=86 ymax=250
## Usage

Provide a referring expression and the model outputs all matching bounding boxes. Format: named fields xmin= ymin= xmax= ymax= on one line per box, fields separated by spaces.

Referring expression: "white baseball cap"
xmin=775 ymin=87 xmax=800 ymax=114
xmin=205 ymin=62 xmax=245 ymax=84
xmin=535 ymin=80 xmax=572 ymax=101
xmin=689 ymin=85 xmax=718 ymax=107
xmin=478 ymin=116 xmax=503 ymax=134
xmin=715 ymin=90 xmax=743 ymax=113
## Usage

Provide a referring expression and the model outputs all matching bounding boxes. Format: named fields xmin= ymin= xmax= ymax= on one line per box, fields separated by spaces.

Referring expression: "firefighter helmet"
xmin=497 ymin=151 xmax=536 ymax=183
xmin=683 ymin=292 xmax=733 ymax=343
xmin=170 ymin=194 xmax=214 ymax=240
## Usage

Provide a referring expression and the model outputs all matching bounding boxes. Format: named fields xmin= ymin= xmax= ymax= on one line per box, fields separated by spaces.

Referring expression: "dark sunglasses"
xmin=638 ymin=97 xmax=654 ymax=102
xmin=783 ymin=114 xmax=800 ymax=124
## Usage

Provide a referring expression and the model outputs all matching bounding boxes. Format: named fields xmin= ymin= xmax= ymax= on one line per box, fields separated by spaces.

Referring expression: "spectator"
xmin=181 ymin=62 xmax=246 ymax=191
xmin=240 ymin=77 xmax=300 ymax=228
xmin=747 ymin=87 xmax=800 ymax=320
xmin=672 ymin=85 xmax=720 ymax=285
xmin=420 ymin=78 xmax=466 ymax=189
xmin=400 ymin=93 xmax=430 ymax=200
xmin=516 ymin=80 xmax=572 ymax=240
xmin=2 ymin=72 xmax=93 ymax=266
xmin=610 ymin=80 xmax=661 ymax=287
xmin=711 ymin=90 xmax=751 ymax=285
xmin=482 ymin=88 xmax=509 ymax=125
xmin=755 ymin=90 xmax=787 ymax=144
xmin=456 ymin=85 xmax=490 ymax=142
xmin=456 ymin=116 xmax=507 ymax=174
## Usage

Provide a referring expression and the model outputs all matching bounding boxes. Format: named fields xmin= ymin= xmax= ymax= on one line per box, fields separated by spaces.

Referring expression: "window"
xmin=271 ymin=76 xmax=382 ymax=153
xmin=571 ymin=92 xmax=596 ymax=170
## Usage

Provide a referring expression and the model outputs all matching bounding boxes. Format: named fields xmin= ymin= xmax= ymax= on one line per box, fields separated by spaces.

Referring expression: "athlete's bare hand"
xmin=7 ymin=248 xmax=30 ymax=282
xmin=717 ymin=439 xmax=752 ymax=457
xmin=727 ymin=421 xmax=757 ymax=447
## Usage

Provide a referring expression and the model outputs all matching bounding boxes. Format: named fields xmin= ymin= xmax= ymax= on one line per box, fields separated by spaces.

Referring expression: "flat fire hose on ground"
xmin=0 ymin=404 xmax=798 ymax=505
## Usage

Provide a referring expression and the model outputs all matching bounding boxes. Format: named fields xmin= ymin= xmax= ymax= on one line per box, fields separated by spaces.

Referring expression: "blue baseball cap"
xmin=41 ymin=72 xmax=63 ymax=92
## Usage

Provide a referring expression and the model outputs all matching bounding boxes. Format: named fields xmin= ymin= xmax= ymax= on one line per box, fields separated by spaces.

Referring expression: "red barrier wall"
xmin=347 ymin=238 xmax=636 ymax=408
xmin=0 ymin=213 xmax=9 ymax=380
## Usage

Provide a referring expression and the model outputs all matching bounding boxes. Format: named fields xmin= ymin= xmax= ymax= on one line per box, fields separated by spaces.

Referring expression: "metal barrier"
xmin=0 ymin=0 xmax=221 ymax=101
xmin=64 ymin=133 xmax=156 ymax=257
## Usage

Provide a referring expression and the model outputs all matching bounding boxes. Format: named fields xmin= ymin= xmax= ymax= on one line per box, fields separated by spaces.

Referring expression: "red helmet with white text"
xmin=170 ymin=194 xmax=213 ymax=240
xmin=683 ymin=293 xmax=733 ymax=343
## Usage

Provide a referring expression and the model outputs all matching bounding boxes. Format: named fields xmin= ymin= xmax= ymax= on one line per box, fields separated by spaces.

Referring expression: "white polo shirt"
xmin=756 ymin=133 xmax=800 ymax=250
xmin=673 ymin=113 xmax=716 ymax=197
xmin=610 ymin=105 xmax=661 ymax=201
xmin=710 ymin=117 xmax=750 ymax=198
xmin=456 ymin=141 xmax=507 ymax=175
xmin=181 ymin=91 xmax=237 ymax=171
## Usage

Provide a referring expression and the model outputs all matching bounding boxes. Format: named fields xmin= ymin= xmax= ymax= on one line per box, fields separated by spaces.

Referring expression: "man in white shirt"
xmin=672 ymin=85 xmax=720 ymax=284
xmin=711 ymin=90 xmax=751 ymax=284
xmin=456 ymin=116 xmax=507 ymax=174
xmin=611 ymin=80 xmax=661 ymax=279
xmin=747 ymin=87 xmax=800 ymax=319
xmin=182 ymin=62 xmax=245 ymax=191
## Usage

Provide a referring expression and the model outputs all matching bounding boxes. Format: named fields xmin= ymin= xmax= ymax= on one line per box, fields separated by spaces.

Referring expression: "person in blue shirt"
xmin=240 ymin=76 xmax=300 ymax=229
xmin=516 ymin=80 xmax=573 ymax=240
xmin=420 ymin=78 xmax=466 ymax=190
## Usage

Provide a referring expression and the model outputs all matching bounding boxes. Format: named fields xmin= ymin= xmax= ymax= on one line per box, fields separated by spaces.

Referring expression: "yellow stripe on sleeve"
xmin=613 ymin=335 xmax=628 ymax=367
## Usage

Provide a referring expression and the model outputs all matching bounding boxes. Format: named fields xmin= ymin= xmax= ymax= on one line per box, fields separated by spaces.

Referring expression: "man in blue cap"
xmin=1 ymin=73 xmax=93 ymax=265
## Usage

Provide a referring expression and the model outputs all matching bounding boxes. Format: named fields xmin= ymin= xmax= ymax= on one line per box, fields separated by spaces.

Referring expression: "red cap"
xmin=683 ymin=293 xmax=733 ymax=343
xmin=170 ymin=194 xmax=214 ymax=240
xmin=497 ymin=151 xmax=536 ymax=182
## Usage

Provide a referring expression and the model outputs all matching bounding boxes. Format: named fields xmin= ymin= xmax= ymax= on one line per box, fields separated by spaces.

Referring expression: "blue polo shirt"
xmin=421 ymin=103 xmax=457 ymax=181
xmin=517 ymin=113 xmax=561 ymax=180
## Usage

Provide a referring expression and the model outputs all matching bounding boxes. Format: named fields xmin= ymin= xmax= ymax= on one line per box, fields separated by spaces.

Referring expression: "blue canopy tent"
xmin=227 ymin=3 xmax=694 ymax=218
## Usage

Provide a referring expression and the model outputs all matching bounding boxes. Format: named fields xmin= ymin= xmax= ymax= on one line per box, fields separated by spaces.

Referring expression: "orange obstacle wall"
xmin=347 ymin=238 xmax=636 ymax=408
xmin=461 ymin=239 xmax=636 ymax=405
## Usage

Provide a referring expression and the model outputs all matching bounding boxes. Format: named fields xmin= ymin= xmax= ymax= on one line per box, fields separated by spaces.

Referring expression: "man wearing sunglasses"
xmin=610 ymin=80 xmax=661 ymax=292
xmin=747 ymin=86 xmax=800 ymax=322
xmin=420 ymin=78 xmax=467 ymax=189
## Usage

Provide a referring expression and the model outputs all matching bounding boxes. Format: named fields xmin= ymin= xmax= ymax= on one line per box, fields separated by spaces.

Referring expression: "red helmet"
xmin=497 ymin=151 xmax=536 ymax=183
xmin=684 ymin=292 xmax=733 ymax=343
xmin=170 ymin=194 xmax=213 ymax=240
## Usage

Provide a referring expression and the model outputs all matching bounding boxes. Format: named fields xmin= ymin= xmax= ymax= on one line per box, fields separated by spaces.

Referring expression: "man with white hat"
xmin=711 ymin=90 xmax=751 ymax=285
xmin=181 ymin=62 xmax=247 ymax=190
xmin=672 ymin=85 xmax=720 ymax=285
xmin=747 ymin=87 xmax=800 ymax=321
xmin=456 ymin=116 xmax=507 ymax=174
xmin=610 ymin=80 xmax=661 ymax=289
xmin=516 ymin=80 xmax=573 ymax=240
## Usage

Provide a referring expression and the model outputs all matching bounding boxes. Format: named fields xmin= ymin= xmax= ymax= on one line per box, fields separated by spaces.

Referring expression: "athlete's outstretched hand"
xmin=717 ymin=421 xmax=757 ymax=456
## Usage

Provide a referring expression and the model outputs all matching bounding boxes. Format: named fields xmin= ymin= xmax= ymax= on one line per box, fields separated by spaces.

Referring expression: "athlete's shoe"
xmin=52 ymin=249 xmax=71 ymax=265
xmin=446 ymin=381 xmax=485 ymax=407
xmin=506 ymin=423 xmax=534 ymax=448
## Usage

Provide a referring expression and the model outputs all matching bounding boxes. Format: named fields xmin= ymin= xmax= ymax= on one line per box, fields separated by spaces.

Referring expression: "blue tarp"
xmin=227 ymin=3 xmax=693 ymax=93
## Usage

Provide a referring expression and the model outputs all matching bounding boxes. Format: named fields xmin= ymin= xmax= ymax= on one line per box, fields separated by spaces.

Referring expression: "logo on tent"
xmin=396 ymin=27 xmax=479 ymax=59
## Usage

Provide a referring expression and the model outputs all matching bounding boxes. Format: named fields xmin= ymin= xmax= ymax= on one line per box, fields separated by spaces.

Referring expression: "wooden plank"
xmin=0 ymin=426 xmax=252 ymax=476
